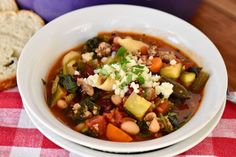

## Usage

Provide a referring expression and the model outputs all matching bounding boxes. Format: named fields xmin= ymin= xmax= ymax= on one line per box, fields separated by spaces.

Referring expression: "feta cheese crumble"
xmin=170 ymin=59 xmax=177 ymax=65
xmin=82 ymin=52 xmax=94 ymax=62
xmin=130 ymin=82 xmax=140 ymax=93
xmin=155 ymin=82 xmax=174 ymax=99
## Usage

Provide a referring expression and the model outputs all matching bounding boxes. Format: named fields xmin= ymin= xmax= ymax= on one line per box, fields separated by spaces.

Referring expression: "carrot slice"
xmin=106 ymin=123 xmax=133 ymax=142
xmin=150 ymin=57 xmax=163 ymax=73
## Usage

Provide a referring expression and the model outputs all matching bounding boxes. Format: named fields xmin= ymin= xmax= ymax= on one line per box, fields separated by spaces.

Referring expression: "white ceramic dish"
xmin=17 ymin=5 xmax=228 ymax=153
xmin=24 ymin=98 xmax=226 ymax=157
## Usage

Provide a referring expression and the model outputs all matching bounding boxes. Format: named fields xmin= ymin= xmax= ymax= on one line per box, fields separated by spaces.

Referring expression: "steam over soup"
xmin=45 ymin=32 xmax=209 ymax=142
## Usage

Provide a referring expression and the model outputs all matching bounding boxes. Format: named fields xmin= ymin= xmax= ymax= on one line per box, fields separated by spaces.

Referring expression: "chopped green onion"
xmin=99 ymin=69 xmax=109 ymax=76
xmin=137 ymin=76 xmax=145 ymax=85
xmin=115 ymin=71 xmax=121 ymax=80
xmin=132 ymin=68 xmax=144 ymax=74
xmin=133 ymin=65 xmax=144 ymax=69
xmin=127 ymin=74 xmax=133 ymax=83
xmin=116 ymin=47 xmax=126 ymax=57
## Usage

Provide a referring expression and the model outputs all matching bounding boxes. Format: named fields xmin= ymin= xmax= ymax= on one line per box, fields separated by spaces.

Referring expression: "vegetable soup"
xmin=45 ymin=32 xmax=209 ymax=142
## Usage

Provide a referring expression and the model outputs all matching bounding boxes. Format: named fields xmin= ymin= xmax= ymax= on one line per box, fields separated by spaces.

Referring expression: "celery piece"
xmin=191 ymin=71 xmax=209 ymax=92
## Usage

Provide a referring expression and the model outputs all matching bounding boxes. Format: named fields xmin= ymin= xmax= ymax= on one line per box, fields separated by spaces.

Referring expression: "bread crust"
xmin=0 ymin=10 xmax=45 ymax=26
xmin=0 ymin=0 xmax=18 ymax=12
xmin=0 ymin=9 xmax=44 ymax=91
xmin=18 ymin=10 xmax=45 ymax=26
xmin=0 ymin=74 xmax=16 ymax=91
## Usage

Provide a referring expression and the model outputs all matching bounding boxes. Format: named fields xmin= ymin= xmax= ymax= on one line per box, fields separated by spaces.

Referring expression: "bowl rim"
xmin=17 ymin=4 xmax=228 ymax=153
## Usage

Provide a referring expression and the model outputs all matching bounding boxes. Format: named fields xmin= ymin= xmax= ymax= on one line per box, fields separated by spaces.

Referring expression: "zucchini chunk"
xmin=62 ymin=51 xmax=80 ymax=75
xmin=180 ymin=72 xmax=196 ymax=87
xmin=124 ymin=93 xmax=152 ymax=120
xmin=160 ymin=63 xmax=182 ymax=79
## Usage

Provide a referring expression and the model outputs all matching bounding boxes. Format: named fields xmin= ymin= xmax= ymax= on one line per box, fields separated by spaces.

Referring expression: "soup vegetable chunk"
xmin=45 ymin=32 xmax=209 ymax=142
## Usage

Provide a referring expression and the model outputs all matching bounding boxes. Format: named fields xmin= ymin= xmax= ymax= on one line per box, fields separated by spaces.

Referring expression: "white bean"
xmin=149 ymin=118 xmax=160 ymax=133
xmin=111 ymin=95 xmax=122 ymax=105
xmin=121 ymin=121 xmax=140 ymax=135
xmin=144 ymin=112 xmax=157 ymax=121
xmin=57 ymin=99 xmax=68 ymax=109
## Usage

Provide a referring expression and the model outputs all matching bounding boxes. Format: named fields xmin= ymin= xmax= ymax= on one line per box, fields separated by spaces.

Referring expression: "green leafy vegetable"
xmin=83 ymin=37 xmax=101 ymax=52
xmin=59 ymin=74 xmax=78 ymax=93
xmin=137 ymin=120 xmax=151 ymax=138
xmin=187 ymin=67 xmax=202 ymax=76
xmin=167 ymin=112 xmax=179 ymax=129
xmin=159 ymin=114 xmax=174 ymax=133
xmin=139 ymin=132 xmax=151 ymax=138
xmin=137 ymin=120 xmax=149 ymax=131
xmin=80 ymin=98 xmax=100 ymax=114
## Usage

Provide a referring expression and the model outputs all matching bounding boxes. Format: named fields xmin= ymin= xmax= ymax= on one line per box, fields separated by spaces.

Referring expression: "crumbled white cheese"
xmin=82 ymin=52 xmax=94 ymax=62
xmin=170 ymin=59 xmax=177 ymax=65
xmin=72 ymin=103 xmax=81 ymax=114
xmin=149 ymin=56 xmax=154 ymax=60
xmin=130 ymin=82 xmax=140 ymax=93
xmin=101 ymin=57 xmax=108 ymax=63
xmin=155 ymin=82 xmax=174 ymax=99
xmin=84 ymin=74 xmax=99 ymax=87
xmin=74 ymin=70 xmax=80 ymax=76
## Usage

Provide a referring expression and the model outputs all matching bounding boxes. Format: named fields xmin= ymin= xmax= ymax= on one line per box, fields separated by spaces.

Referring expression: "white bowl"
xmin=17 ymin=5 xmax=227 ymax=153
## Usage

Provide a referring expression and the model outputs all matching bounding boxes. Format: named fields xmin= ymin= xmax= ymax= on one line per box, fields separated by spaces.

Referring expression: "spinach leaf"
xmin=187 ymin=67 xmax=202 ymax=76
xmin=137 ymin=120 xmax=149 ymax=131
xmin=83 ymin=37 xmax=101 ymax=52
xmin=167 ymin=112 xmax=179 ymax=129
xmin=59 ymin=74 xmax=78 ymax=93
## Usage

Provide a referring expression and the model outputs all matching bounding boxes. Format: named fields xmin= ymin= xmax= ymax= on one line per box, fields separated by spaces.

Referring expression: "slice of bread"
xmin=0 ymin=0 xmax=18 ymax=12
xmin=0 ymin=11 xmax=44 ymax=90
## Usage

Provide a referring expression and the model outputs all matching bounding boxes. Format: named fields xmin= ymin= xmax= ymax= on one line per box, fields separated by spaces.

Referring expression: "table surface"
xmin=191 ymin=0 xmax=236 ymax=90
xmin=1 ymin=0 xmax=236 ymax=157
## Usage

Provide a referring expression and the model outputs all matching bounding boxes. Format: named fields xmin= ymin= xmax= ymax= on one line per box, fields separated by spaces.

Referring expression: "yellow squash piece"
xmin=118 ymin=38 xmax=148 ymax=54
xmin=62 ymin=51 xmax=80 ymax=74
xmin=180 ymin=72 xmax=196 ymax=87
xmin=96 ymin=76 xmax=115 ymax=91
xmin=160 ymin=63 xmax=182 ymax=79
xmin=124 ymin=93 xmax=152 ymax=120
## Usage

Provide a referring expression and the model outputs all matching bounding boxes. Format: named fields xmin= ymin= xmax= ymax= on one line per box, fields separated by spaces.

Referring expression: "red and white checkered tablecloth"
xmin=0 ymin=88 xmax=236 ymax=157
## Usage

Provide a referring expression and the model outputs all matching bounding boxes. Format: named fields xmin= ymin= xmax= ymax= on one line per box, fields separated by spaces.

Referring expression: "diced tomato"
xmin=86 ymin=115 xmax=107 ymax=136
xmin=104 ymin=108 xmax=124 ymax=125
xmin=82 ymin=64 xmax=94 ymax=77
xmin=183 ymin=61 xmax=195 ymax=70
xmin=156 ymin=100 xmax=171 ymax=114
xmin=140 ymin=46 xmax=148 ymax=55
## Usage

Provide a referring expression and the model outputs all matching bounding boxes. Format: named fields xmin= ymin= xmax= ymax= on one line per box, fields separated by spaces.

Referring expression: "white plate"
xmin=24 ymin=98 xmax=226 ymax=157
xmin=18 ymin=5 xmax=228 ymax=153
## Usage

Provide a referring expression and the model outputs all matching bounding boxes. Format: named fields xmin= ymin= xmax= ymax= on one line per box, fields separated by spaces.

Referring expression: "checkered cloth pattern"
xmin=0 ymin=88 xmax=236 ymax=157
